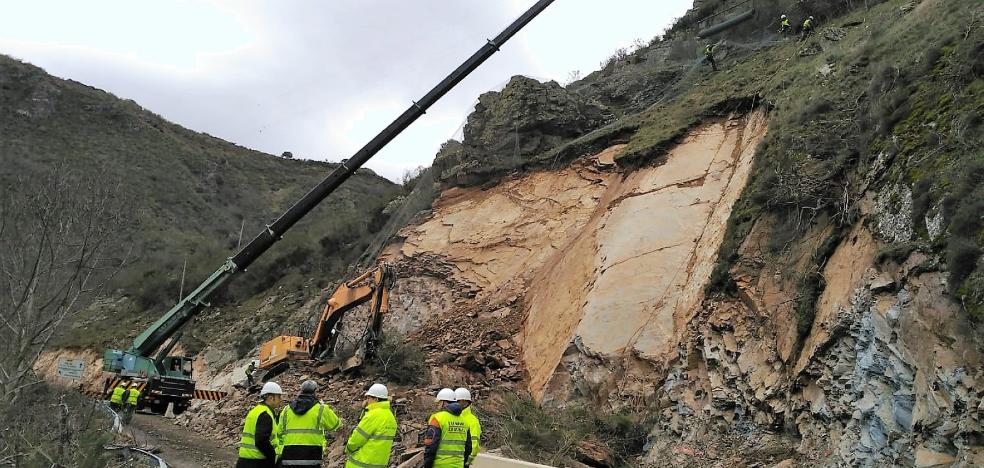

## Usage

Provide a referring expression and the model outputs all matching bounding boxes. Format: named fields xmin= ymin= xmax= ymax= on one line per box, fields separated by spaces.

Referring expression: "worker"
xmin=802 ymin=16 xmax=815 ymax=39
xmin=237 ymin=381 xmax=283 ymax=468
xmin=779 ymin=14 xmax=791 ymax=35
xmin=704 ymin=43 xmax=717 ymax=71
xmin=423 ymin=388 xmax=470 ymax=468
xmin=109 ymin=382 xmax=127 ymax=412
xmin=455 ymin=388 xmax=481 ymax=468
xmin=245 ymin=359 xmax=257 ymax=387
xmin=123 ymin=382 xmax=141 ymax=424
xmin=278 ymin=380 xmax=341 ymax=466
xmin=345 ymin=383 xmax=398 ymax=468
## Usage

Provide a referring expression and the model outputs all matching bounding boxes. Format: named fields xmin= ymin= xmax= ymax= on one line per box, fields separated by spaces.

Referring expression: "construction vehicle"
xmin=101 ymin=0 xmax=554 ymax=414
xmin=258 ymin=263 xmax=395 ymax=379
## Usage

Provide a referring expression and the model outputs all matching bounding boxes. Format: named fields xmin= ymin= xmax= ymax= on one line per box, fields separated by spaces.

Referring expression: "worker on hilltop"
xmin=802 ymin=15 xmax=816 ymax=40
xmin=109 ymin=381 xmax=127 ymax=412
xmin=237 ymin=381 xmax=283 ymax=468
xmin=278 ymin=380 xmax=341 ymax=466
xmin=345 ymin=383 xmax=398 ymax=468
xmin=779 ymin=14 xmax=791 ymax=35
xmin=704 ymin=43 xmax=718 ymax=71
xmin=424 ymin=388 xmax=471 ymax=468
xmin=455 ymin=388 xmax=481 ymax=468
xmin=123 ymin=382 xmax=141 ymax=424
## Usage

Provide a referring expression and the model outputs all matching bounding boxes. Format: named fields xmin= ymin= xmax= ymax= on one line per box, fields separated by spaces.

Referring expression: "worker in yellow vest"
xmin=454 ymin=388 xmax=481 ymax=467
xmin=237 ymin=381 xmax=283 ymax=468
xmin=109 ymin=382 xmax=127 ymax=411
xmin=278 ymin=380 xmax=341 ymax=466
xmin=345 ymin=383 xmax=398 ymax=468
xmin=423 ymin=388 xmax=471 ymax=468
xmin=123 ymin=382 xmax=141 ymax=424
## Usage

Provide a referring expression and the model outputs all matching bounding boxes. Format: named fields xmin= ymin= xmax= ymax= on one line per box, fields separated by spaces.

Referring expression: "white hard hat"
xmin=365 ymin=383 xmax=389 ymax=399
xmin=781 ymin=14 xmax=787 ymax=18
xmin=454 ymin=388 xmax=472 ymax=401
xmin=436 ymin=388 xmax=456 ymax=402
xmin=260 ymin=381 xmax=283 ymax=396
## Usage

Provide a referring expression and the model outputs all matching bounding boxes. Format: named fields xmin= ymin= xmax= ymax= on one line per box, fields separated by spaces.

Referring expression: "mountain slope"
xmin=0 ymin=55 xmax=402 ymax=349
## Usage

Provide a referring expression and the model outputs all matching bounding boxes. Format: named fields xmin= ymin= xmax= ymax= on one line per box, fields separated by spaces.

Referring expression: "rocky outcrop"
xmin=434 ymin=76 xmax=612 ymax=187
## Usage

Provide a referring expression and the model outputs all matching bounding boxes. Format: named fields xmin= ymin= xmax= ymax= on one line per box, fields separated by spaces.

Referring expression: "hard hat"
xmin=454 ymin=388 xmax=472 ymax=401
xmin=809 ymin=15 xmax=814 ymax=19
xmin=365 ymin=383 xmax=389 ymax=399
xmin=252 ymin=360 xmax=259 ymax=366
xmin=130 ymin=382 xmax=140 ymax=387
xmin=781 ymin=14 xmax=787 ymax=18
xmin=300 ymin=380 xmax=318 ymax=395
xmin=260 ymin=381 xmax=283 ymax=396
xmin=436 ymin=388 xmax=456 ymax=402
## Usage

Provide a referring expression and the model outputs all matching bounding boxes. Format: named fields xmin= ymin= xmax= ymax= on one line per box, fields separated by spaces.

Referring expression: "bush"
xmin=484 ymin=393 xmax=653 ymax=467
xmin=0 ymin=381 xmax=111 ymax=467
xmin=366 ymin=334 xmax=427 ymax=385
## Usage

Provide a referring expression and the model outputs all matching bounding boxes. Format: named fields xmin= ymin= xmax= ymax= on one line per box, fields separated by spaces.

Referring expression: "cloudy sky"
xmin=1 ymin=0 xmax=692 ymax=181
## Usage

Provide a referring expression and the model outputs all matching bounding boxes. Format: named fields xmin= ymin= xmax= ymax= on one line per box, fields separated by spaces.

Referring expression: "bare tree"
xmin=0 ymin=169 xmax=127 ymax=404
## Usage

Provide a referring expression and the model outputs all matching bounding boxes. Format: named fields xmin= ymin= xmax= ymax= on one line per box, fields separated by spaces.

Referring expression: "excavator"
xmin=258 ymin=263 xmax=395 ymax=379
xmin=100 ymin=0 xmax=555 ymax=414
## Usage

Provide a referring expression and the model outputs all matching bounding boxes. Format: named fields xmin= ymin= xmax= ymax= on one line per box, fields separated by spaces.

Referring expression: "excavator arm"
xmin=258 ymin=263 xmax=395 ymax=371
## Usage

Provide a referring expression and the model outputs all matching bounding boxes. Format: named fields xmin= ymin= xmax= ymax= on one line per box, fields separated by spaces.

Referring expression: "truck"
xmin=102 ymin=0 xmax=555 ymax=413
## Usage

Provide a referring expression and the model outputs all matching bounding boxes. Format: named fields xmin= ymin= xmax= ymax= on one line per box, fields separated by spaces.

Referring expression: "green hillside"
xmin=0 ymin=55 xmax=402 ymax=350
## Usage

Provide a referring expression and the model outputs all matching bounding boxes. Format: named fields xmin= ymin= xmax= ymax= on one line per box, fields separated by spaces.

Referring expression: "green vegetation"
xmin=0 ymin=55 xmax=402 ymax=349
xmin=365 ymin=334 xmax=427 ymax=385
xmin=0 ymin=382 xmax=110 ymax=467
xmin=483 ymin=393 xmax=653 ymax=467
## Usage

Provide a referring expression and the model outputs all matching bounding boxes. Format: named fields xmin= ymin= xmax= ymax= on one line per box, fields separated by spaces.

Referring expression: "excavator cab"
xmin=258 ymin=263 xmax=395 ymax=379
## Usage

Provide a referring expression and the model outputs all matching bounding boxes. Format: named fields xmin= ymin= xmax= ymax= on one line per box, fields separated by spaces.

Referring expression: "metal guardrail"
xmin=98 ymin=402 xmax=168 ymax=468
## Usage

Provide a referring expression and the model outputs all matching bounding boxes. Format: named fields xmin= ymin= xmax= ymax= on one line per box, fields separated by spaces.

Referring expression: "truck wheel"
xmin=173 ymin=403 xmax=188 ymax=415
xmin=149 ymin=402 xmax=168 ymax=414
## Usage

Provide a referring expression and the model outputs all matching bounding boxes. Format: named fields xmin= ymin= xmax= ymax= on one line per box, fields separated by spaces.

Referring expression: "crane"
xmin=101 ymin=0 xmax=555 ymax=414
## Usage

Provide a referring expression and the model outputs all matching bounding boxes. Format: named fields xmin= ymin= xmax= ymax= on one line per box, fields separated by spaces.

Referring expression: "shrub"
xmin=366 ymin=334 xmax=427 ymax=385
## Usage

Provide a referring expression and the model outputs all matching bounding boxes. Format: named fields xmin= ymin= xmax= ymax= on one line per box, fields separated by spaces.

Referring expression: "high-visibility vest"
xmin=430 ymin=410 xmax=469 ymax=468
xmin=461 ymin=406 xmax=482 ymax=465
xmin=279 ymin=401 xmax=341 ymax=464
xmin=126 ymin=388 xmax=141 ymax=405
xmin=781 ymin=19 xmax=790 ymax=28
xmin=804 ymin=19 xmax=813 ymax=29
xmin=345 ymin=400 xmax=398 ymax=468
xmin=110 ymin=385 xmax=126 ymax=404
xmin=705 ymin=45 xmax=714 ymax=57
xmin=239 ymin=404 xmax=280 ymax=460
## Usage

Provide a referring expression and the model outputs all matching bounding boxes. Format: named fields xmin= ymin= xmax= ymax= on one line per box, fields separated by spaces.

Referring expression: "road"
xmin=127 ymin=412 xmax=236 ymax=468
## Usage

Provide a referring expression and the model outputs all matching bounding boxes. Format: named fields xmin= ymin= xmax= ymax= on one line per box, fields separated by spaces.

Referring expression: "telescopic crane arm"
xmin=123 ymin=0 xmax=555 ymax=364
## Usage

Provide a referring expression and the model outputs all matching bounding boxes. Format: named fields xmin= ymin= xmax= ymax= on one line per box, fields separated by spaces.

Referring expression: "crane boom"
xmin=107 ymin=0 xmax=556 ymax=404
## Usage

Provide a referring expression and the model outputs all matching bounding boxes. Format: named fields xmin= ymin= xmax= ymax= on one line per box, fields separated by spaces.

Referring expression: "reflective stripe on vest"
xmin=280 ymin=461 xmax=322 ymax=466
xmin=346 ymin=457 xmax=388 ymax=468
xmin=239 ymin=404 xmax=278 ymax=460
xmin=431 ymin=410 xmax=468 ymax=468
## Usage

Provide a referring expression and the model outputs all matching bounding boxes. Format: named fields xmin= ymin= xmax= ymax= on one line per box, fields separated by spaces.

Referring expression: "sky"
xmin=0 ymin=0 xmax=693 ymax=181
